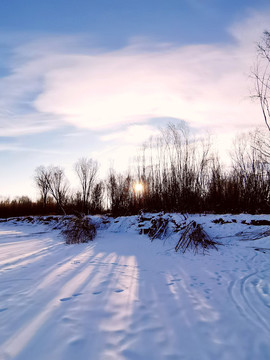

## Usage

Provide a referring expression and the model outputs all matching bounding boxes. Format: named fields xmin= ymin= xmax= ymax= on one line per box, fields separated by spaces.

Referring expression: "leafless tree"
xmin=75 ymin=158 xmax=99 ymax=213
xmin=91 ymin=181 xmax=104 ymax=213
xmin=132 ymin=122 xmax=213 ymax=212
xmin=46 ymin=166 xmax=69 ymax=215
xmin=34 ymin=166 xmax=50 ymax=209
xmin=231 ymin=132 xmax=270 ymax=211
xmin=252 ymin=128 xmax=270 ymax=160
xmin=252 ymin=31 xmax=270 ymax=131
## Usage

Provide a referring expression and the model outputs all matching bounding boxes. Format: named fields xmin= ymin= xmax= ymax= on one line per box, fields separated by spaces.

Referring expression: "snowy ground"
xmin=0 ymin=214 xmax=270 ymax=360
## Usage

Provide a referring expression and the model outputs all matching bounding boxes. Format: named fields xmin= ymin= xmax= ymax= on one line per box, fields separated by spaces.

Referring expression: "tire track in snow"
xmin=228 ymin=251 xmax=270 ymax=334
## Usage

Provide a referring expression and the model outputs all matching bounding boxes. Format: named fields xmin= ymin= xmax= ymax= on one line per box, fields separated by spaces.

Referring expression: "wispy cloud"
xmin=0 ymin=9 xmax=269 ymax=139
xmin=100 ymin=124 xmax=160 ymax=144
xmin=0 ymin=142 xmax=68 ymax=154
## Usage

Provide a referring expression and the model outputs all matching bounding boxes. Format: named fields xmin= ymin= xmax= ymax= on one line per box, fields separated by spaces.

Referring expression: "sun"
xmin=134 ymin=182 xmax=144 ymax=193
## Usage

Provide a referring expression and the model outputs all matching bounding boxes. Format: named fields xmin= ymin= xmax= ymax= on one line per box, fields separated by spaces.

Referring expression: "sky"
xmin=0 ymin=0 xmax=270 ymax=199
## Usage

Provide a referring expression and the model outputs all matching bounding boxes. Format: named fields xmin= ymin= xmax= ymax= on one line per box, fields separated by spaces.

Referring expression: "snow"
xmin=0 ymin=214 xmax=270 ymax=360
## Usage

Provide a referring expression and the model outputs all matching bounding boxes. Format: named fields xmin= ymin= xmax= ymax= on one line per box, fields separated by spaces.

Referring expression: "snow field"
xmin=0 ymin=214 xmax=270 ymax=360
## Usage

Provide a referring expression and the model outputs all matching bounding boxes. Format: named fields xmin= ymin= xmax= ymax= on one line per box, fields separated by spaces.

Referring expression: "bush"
xmin=61 ymin=214 xmax=97 ymax=244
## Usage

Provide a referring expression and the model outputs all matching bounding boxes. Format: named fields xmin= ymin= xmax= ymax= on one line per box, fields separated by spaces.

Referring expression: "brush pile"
xmin=61 ymin=214 xmax=97 ymax=244
xmin=175 ymin=220 xmax=219 ymax=254
xmin=148 ymin=214 xmax=169 ymax=241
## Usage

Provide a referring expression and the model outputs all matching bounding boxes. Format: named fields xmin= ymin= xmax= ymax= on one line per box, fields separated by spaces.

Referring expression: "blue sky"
xmin=0 ymin=1 xmax=269 ymax=48
xmin=0 ymin=0 xmax=270 ymax=199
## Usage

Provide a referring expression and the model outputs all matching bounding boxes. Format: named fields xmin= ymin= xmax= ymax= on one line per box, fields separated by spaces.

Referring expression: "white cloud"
xmin=1 ymin=9 xmax=270 ymax=139
xmin=33 ymin=12 xmax=270 ymax=133
xmin=0 ymin=113 xmax=60 ymax=137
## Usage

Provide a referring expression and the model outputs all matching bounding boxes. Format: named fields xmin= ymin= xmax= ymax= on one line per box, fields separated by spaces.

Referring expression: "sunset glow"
xmin=134 ymin=183 xmax=144 ymax=194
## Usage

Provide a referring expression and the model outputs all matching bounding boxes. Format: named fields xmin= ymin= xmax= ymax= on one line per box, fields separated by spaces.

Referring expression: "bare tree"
xmin=252 ymin=128 xmax=270 ymax=159
xmin=35 ymin=166 xmax=50 ymax=209
xmin=75 ymin=158 xmax=99 ymax=213
xmin=231 ymin=132 xmax=270 ymax=212
xmin=91 ymin=181 xmax=104 ymax=213
xmin=253 ymin=31 xmax=270 ymax=131
xmin=46 ymin=166 xmax=69 ymax=215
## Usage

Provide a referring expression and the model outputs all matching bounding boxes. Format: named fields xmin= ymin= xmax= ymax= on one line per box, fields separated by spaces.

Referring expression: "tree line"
xmin=1 ymin=123 xmax=270 ymax=218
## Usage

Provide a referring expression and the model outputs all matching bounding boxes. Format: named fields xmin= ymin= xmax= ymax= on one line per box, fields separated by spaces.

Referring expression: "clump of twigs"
xmin=175 ymin=221 xmax=219 ymax=254
xmin=148 ymin=215 xmax=169 ymax=241
xmin=61 ymin=214 xmax=97 ymax=244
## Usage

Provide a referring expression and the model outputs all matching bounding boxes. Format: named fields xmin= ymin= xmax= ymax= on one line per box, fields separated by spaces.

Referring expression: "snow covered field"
xmin=0 ymin=214 xmax=270 ymax=360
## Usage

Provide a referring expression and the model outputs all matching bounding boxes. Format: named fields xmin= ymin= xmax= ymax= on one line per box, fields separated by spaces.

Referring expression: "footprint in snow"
xmin=0 ymin=308 xmax=8 ymax=312
xmin=60 ymin=297 xmax=72 ymax=302
xmin=114 ymin=289 xmax=124 ymax=293
xmin=72 ymin=293 xmax=82 ymax=297
xmin=262 ymin=284 xmax=269 ymax=295
xmin=251 ymin=278 xmax=259 ymax=286
xmin=92 ymin=291 xmax=102 ymax=295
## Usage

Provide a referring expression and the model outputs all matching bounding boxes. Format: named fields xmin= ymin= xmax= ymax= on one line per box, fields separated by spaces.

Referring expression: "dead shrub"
xmin=175 ymin=221 xmax=219 ymax=254
xmin=61 ymin=214 xmax=97 ymax=244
